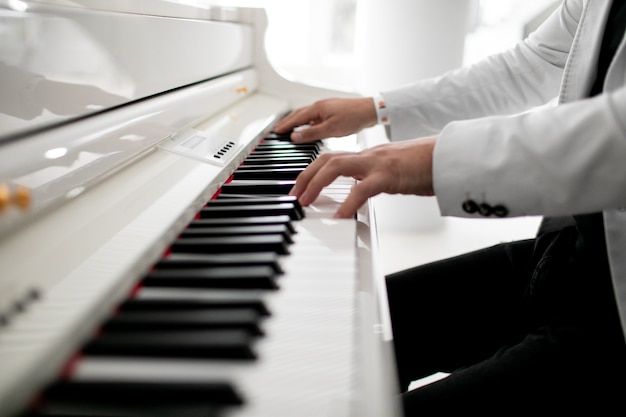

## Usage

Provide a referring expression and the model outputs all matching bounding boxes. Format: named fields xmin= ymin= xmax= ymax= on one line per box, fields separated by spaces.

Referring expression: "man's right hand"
xmin=273 ymin=97 xmax=378 ymax=143
xmin=289 ymin=137 xmax=437 ymax=219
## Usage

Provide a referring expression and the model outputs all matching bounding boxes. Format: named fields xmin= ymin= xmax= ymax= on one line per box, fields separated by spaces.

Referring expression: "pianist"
xmin=275 ymin=0 xmax=626 ymax=413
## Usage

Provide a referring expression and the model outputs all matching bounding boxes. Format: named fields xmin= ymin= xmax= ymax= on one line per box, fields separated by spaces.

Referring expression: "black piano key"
xmin=250 ymin=146 xmax=316 ymax=153
xmin=30 ymin=403 xmax=220 ymax=417
xmin=42 ymin=380 xmax=243 ymax=405
xmin=255 ymin=143 xmax=320 ymax=154
xmin=244 ymin=154 xmax=314 ymax=162
xmin=209 ymin=194 xmax=300 ymax=205
xmin=103 ymin=309 xmax=263 ymax=335
xmin=238 ymin=156 xmax=312 ymax=165
xmin=143 ymin=266 xmax=279 ymax=290
xmin=256 ymin=139 xmax=320 ymax=148
xmin=158 ymin=252 xmax=283 ymax=275
xmin=251 ymin=148 xmax=318 ymax=158
xmin=199 ymin=202 xmax=301 ymax=220
xmin=29 ymin=404 xmax=220 ymax=417
xmin=187 ymin=215 xmax=296 ymax=234
xmin=171 ymin=235 xmax=289 ymax=255
xmin=207 ymin=196 xmax=304 ymax=219
xmin=122 ymin=295 xmax=271 ymax=316
xmin=236 ymin=162 xmax=309 ymax=170
xmin=246 ymin=150 xmax=315 ymax=159
xmin=83 ymin=329 xmax=256 ymax=359
xmin=232 ymin=167 xmax=304 ymax=181
xmin=29 ymin=380 xmax=241 ymax=417
xmin=219 ymin=181 xmax=296 ymax=196
xmin=262 ymin=135 xmax=318 ymax=143
xmin=262 ymin=131 xmax=293 ymax=141
xmin=264 ymin=131 xmax=317 ymax=142
xmin=180 ymin=225 xmax=293 ymax=243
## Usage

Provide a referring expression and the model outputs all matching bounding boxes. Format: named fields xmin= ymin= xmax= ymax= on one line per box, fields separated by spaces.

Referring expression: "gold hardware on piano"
xmin=0 ymin=184 xmax=31 ymax=213
xmin=0 ymin=184 xmax=9 ymax=212
xmin=12 ymin=186 xmax=31 ymax=211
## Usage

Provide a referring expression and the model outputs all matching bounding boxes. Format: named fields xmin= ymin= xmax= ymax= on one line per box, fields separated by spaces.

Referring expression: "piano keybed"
xmin=15 ymin=132 xmax=361 ymax=417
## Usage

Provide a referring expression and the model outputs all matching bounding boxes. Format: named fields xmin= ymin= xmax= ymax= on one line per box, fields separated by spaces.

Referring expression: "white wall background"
xmin=196 ymin=0 xmax=558 ymax=93
xmin=180 ymin=0 xmax=555 ymax=252
xmin=192 ymin=0 xmax=557 ymax=237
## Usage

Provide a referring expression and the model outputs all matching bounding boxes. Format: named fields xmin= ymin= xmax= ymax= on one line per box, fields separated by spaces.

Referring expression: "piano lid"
xmin=0 ymin=1 xmax=269 ymax=239
xmin=0 ymin=0 xmax=254 ymax=143
xmin=24 ymin=0 xmax=217 ymax=19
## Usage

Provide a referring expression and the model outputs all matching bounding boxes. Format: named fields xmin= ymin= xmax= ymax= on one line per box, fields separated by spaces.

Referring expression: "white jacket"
xmin=381 ymin=0 xmax=626 ymax=339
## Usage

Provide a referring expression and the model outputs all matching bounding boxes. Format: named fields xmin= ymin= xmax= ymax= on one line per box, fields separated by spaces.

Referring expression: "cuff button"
xmin=478 ymin=203 xmax=493 ymax=216
xmin=493 ymin=204 xmax=509 ymax=217
xmin=462 ymin=199 xmax=478 ymax=214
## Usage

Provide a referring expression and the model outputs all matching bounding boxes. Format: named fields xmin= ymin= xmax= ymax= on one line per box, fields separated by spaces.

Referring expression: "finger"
xmin=334 ymin=178 xmax=382 ymax=219
xmin=290 ymin=123 xmax=333 ymax=143
xmin=295 ymin=153 xmax=368 ymax=206
xmin=288 ymin=153 xmax=335 ymax=202
xmin=274 ymin=106 xmax=319 ymax=133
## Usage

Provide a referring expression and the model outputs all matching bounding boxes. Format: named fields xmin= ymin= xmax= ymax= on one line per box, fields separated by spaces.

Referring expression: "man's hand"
xmin=274 ymin=97 xmax=378 ymax=143
xmin=289 ymin=137 xmax=437 ymax=218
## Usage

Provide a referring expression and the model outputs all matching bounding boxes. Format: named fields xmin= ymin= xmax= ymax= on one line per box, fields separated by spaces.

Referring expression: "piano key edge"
xmin=353 ymin=199 xmax=404 ymax=417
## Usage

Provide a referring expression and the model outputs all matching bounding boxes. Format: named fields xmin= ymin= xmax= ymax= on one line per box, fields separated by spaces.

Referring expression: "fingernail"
xmin=299 ymin=190 xmax=310 ymax=205
xmin=292 ymin=132 xmax=302 ymax=142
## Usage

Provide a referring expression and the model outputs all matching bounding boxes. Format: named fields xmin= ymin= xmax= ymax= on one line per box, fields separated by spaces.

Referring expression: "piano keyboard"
xmin=0 ymin=5 xmax=402 ymax=417
xmin=16 ymin=133 xmax=361 ymax=417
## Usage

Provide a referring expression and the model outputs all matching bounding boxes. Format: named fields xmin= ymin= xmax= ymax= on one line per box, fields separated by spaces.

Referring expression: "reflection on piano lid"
xmin=0 ymin=2 xmax=401 ymax=417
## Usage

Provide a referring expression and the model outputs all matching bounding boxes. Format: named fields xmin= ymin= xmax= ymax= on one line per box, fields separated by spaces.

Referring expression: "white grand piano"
xmin=0 ymin=1 xmax=402 ymax=416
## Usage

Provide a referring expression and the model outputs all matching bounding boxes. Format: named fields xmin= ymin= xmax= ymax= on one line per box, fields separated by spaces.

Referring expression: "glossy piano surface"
xmin=0 ymin=0 xmax=253 ymax=142
xmin=0 ymin=2 xmax=401 ymax=417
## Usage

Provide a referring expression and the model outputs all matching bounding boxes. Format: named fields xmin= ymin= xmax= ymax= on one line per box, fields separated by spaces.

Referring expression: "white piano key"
xmin=63 ymin=186 xmax=359 ymax=417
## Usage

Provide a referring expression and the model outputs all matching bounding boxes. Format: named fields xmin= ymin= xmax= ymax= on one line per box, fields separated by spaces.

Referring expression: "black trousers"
xmin=386 ymin=226 xmax=626 ymax=414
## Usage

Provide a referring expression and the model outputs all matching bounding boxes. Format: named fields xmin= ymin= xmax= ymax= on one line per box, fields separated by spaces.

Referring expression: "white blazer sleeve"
xmin=381 ymin=0 xmax=582 ymax=140
xmin=434 ymin=86 xmax=626 ymax=218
